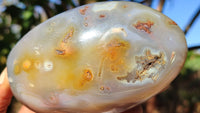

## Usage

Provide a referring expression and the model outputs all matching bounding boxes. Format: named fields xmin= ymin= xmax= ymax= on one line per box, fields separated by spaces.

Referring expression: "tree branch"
xmin=188 ymin=45 xmax=200 ymax=51
xmin=157 ymin=0 xmax=165 ymax=12
xmin=184 ymin=8 xmax=200 ymax=34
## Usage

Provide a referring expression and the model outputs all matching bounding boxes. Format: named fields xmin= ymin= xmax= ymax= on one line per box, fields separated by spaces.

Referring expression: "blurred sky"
xmin=151 ymin=0 xmax=200 ymax=48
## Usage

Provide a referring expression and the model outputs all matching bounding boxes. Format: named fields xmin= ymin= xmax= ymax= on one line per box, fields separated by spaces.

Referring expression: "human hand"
xmin=0 ymin=68 xmax=35 ymax=113
xmin=0 ymin=68 xmax=142 ymax=113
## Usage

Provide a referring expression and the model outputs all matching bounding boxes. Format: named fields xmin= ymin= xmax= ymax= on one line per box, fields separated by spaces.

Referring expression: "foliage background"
xmin=0 ymin=0 xmax=200 ymax=113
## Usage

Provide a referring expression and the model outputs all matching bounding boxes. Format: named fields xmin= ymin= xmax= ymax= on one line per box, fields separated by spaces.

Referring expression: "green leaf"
xmin=22 ymin=10 xmax=32 ymax=20
xmin=184 ymin=51 xmax=200 ymax=71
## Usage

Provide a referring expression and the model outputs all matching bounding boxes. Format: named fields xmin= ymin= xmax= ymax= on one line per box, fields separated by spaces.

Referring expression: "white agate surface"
xmin=7 ymin=1 xmax=187 ymax=113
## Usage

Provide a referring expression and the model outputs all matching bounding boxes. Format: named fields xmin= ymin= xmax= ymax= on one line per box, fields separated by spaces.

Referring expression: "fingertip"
xmin=18 ymin=106 xmax=36 ymax=113
xmin=0 ymin=68 xmax=7 ymax=85
xmin=0 ymin=68 xmax=13 ymax=97
xmin=0 ymin=68 xmax=13 ymax=113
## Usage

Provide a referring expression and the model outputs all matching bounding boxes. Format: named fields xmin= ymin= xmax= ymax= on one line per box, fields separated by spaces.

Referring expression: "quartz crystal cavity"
xmin=7 ymin=1 xmax=187 ymax=113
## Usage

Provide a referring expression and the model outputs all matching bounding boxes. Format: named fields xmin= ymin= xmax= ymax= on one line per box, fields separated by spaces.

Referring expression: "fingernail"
xmin=0 ymin=69 xmax=6 ymax=85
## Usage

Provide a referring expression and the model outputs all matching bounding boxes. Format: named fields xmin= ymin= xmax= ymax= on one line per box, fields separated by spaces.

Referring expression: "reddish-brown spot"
xmin=133 ymin=20 xmax=154 ymax=34
xmin=123 ymin=5 xmax=128 ymax=8
xmin=106 ymin=87 xmax=110 ymax=90
xmin=100 ymin=86 xmax=110 ymax=91
xmin=55 ymin=46 xmax=74 ymax=56
xmin=55 ymin=27 xmax=76 ymax=56
xmin=82 ymin=69 xmax=93 ymax=81
xmin=169 ymin=20 xmax=177 ymax=25
xmin=99 ymin=14 xmax=105 ymax=18
xmin=84 ymin=23 xmax=88 ymax=27
xmin=100 ymin=86 xmax=104 ymax=90
xmin=63 ymin=28 xmax=74 ymax=43
xmin=45 ymin=93 xmax=59 ymax=105
xmin=79 ymin=6 xmax=89 ymax=15
xmin=55 ymin=49 xmax=65 ymax=55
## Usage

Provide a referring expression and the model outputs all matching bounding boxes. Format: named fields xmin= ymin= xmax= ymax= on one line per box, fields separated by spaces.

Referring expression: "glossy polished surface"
xmin=7 ymin=1 xmax=187 ymax=113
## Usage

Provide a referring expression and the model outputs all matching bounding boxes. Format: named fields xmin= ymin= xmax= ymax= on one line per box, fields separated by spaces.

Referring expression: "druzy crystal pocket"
xmin=7 ymin=1 xmax=187 ymax=113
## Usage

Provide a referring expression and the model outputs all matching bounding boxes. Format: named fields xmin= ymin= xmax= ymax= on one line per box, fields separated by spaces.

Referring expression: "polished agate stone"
xmin=7 ymin=1 xmax=187 ymax=113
